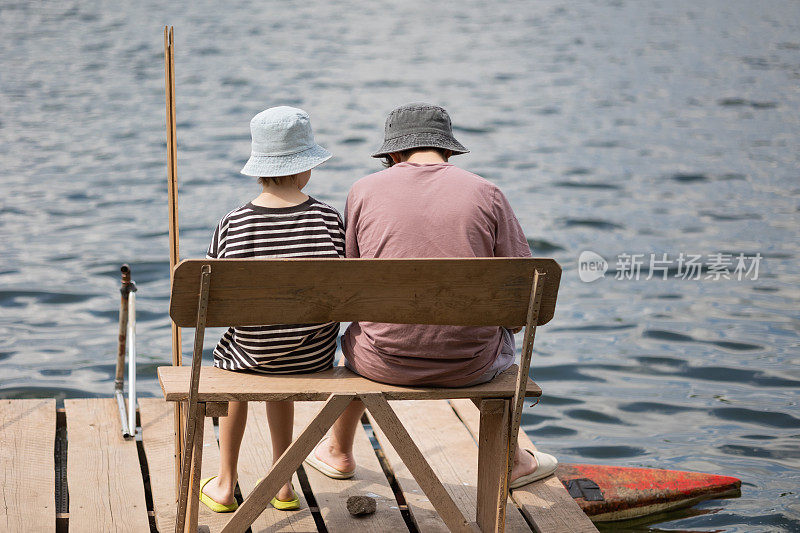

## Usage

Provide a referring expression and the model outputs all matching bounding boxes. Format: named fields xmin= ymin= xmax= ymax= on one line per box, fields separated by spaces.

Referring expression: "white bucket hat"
xmin=240 ymin=106 xmax=332 ymax=177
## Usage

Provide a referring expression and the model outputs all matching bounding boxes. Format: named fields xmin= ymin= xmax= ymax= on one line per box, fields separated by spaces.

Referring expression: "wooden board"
xmin=368 ymin=399 xmax=531 ymax=531
xmin=450 ymin=399 xmax=598 ymax=533
xmin=294 ymin=402 xmax=408 ymax=532
xmin=0 ymin=399 xmax=55 ymax=532
xmin=159 ymin=365 xmax=541 ymax=402
xmin=367 ymin=414 xmax=448 ymax=532
xmin=170 ymin=258 xmax=561 ymax=327
xmin=64 ymin=398 xmax=149 ymax=532
xmin=237 ymin=403 xmax=317 ymax=533
xmin=139 ymin=398 xmax=230 ymax=532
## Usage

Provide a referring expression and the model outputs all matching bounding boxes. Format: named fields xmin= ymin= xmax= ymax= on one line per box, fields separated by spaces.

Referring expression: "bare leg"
xmin=510 ymin=444 xmax=538 ymax=481
xmin=266 ymin=400 xmax=295 ymax=501
xmin=203 ymin=400 xmax=247 ymax=506
xmin=312 ymin=399 xmax=364 ymax=473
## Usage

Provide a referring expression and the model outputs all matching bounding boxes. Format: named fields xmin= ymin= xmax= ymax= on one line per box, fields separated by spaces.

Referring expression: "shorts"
xmin=343 ymin=327 xmax=516 ymax=387
xmin=462 ymin=327 xmax=516 ymax=386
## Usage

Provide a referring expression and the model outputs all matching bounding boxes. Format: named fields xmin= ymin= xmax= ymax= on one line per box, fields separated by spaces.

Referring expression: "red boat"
xmin=556 ymin=464 xmax=742 ymax=522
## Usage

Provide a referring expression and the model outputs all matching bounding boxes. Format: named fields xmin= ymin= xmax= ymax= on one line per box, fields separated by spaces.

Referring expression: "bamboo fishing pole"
xmin=163 ymin=25 xmax=184 ymax=498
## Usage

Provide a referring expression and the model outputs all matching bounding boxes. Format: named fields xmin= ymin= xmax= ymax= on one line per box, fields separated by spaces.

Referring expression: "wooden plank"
xmin=366 ymin=415 xmax=449 ymax=533
xmin=476 ymin=399 xmax=510 ymax=531
xmin=293 ymin=401 xmax=407 ymax=532
xmin=221 ymin=394 xmax=354 ymax=533
xmin=65 ymin=398 xmax=149 ymax=532
xmin=170 ymin=258 xmax=561 ymax=328
xmin=139 ymin=398 xmax=230 ymax=533
xmin=159 ymin=365 xmax=541 ymax=402
xmin=0 ymin=399 xmax=55 ymax=532
xmin=237 ymin=403 xmax=317 ymax=533
xmin=507 ymin=272 xmax=546 ymax=514
xmin=450 ymin=400 xmax=598 ymax=533
xmin=205 ymin=402 xmax=229 ymax=417
xmin=368 ymin=400 xmax=531 ymax=532
xmin=177 ymin=265 xmax=212 ymax=533
xmin=361 ymin=396 xmax=476 ymax=533
xmin=185 ymin=403 xmax=206 ymax=533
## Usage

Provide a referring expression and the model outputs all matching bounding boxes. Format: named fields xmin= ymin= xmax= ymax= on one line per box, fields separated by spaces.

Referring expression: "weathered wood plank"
xmin=139 ymin=398 xmax=230 ymax=532
xmin=362 ymin=396 xmax=475 ymax=533
xmin=369 ymin=400 xmax=530 ymax=531
xmin=0 ymin=399 xmax=55 ymax=532
xmin=366 ymin=412 xmax=449 ymax=533
xmin=170 ymin=258 xmax=561 ymax=328
xmin=65 ymin=398 xmax=149 ymax=532
xmin=159 ymin=365 xmax=540 ymax=402
xmin=177 ymin=264 xmax=212 ymax=533
xmin=294 ymin=401 xmax=408 ymax=532
xmin=185 ymin=402 xmax=207 ymax=533
xmin=237 ymin=402 xmax=317 ymax=533
xmin=450 ymin=399 xmax=598 ymax=533
xmin=476 ymin=399 xmax=510 ymax=531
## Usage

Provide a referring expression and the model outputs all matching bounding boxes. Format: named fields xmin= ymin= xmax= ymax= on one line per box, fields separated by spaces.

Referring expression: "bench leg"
xmin=477 ymin=399 xmax=510 ymax=533
xmin=186 ymin=403 xmax=206 ymax=532
xmin=176 ymin=402 xmax=205 ymax=533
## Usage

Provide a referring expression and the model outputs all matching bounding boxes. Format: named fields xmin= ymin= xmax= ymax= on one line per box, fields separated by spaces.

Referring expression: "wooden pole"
xmin=163 ymin=25 xmax=184 ymax=499
xmin=505 ymin=270 xmax=545 ymax=514
xmin=115 ymin=265 xmax=132 ymax=391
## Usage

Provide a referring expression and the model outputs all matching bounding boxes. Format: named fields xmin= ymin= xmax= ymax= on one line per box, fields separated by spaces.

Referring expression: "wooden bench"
xmin=159 ymin=257 xmax=561 ymax=533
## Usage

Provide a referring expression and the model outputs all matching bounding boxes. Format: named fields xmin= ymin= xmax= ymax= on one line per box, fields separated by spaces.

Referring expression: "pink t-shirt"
xmin=341 ymin=162 xmax=532 ymax=387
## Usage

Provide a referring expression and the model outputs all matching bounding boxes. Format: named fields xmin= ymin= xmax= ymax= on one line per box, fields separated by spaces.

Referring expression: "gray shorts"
xmin=342 ymin=327 xmax=516 ymax=387
xmin=463 ymin=327 xmax=516 ymax=386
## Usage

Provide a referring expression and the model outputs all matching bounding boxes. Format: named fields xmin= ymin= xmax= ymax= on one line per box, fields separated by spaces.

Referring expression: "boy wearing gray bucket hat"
xmin=370 ymin=102 xmax=469 ymax=161
xmin=304 ymin=103 xmax=559 ymax=489
xmin=201 ymin=106 xmax=344 ymax=513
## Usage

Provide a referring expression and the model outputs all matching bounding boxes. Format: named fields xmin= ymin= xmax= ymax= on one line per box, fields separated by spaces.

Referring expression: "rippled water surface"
xmin=2 ymin=1 xmax=799 ymax=530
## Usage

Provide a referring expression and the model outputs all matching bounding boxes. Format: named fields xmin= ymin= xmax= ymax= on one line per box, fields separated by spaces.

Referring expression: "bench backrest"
xmin=170 ymin=258 xmax=560 ymax=328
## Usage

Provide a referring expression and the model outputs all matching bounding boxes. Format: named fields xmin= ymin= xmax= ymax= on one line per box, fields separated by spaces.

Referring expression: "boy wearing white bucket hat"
xmin=200 ymin=106 xmax=343 ymax=512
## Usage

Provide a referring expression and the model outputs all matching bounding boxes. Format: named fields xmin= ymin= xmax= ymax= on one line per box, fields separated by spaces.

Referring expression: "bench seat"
xmin=158 ymin=364 xmax=541 ymax=402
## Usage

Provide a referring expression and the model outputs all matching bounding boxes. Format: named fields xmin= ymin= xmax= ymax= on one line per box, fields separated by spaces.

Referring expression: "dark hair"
xmin=381 ymin=147 xmax=451 ymax=168
xmin=257 ymin=175 xmax=297 ymax=187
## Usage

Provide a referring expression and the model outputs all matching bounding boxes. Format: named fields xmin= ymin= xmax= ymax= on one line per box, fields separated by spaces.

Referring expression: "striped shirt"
xmin=206 ymin=197 xmax=344 ymax=374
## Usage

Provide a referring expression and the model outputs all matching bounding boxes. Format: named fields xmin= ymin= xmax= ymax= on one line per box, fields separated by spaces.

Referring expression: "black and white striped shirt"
xmin=206 ymin=197 xmax=344 ymax=374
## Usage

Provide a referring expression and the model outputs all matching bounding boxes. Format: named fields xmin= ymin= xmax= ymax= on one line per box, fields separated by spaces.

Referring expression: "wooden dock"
xmin=0 ymin=397 xmax=597 ymax=532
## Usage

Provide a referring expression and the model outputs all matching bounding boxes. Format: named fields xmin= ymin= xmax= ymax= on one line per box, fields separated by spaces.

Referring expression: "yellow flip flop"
xmin=256 ymin=477 xmax=301 ymax=511
xmin=199 ymin=476 xmax=239 ymax=513
xmin=270 ymin=491 xmax=301 ymax=511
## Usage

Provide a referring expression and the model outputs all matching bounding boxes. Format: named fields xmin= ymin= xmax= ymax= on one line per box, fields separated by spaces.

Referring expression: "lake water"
xmin=2 ymin=1 xmax=799 ymax=530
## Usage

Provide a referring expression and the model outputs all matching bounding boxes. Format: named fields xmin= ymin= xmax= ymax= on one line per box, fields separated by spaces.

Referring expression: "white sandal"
xmin=509 ymin=450 xmax=558 ymax=489
xmin=303 ymin=436 xmax=356 ymax=479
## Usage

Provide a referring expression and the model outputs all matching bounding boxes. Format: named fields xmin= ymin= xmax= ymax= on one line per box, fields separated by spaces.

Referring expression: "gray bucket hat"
xmin=371 ymin=102 xmax=469 ymax=158
xmin=241 ymin=106 xmax=332 ymax=177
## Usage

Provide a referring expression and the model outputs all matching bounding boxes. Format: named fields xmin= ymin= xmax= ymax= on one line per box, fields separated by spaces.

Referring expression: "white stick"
xmin=127 ymin=291 xmax=137 ymax=437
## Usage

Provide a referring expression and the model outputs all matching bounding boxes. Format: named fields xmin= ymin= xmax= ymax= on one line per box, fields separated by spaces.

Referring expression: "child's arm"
xmin=206 ymin=218 xmax=227 ymax=259
xmin=335 ymin=211 xmax=346 ymax=258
